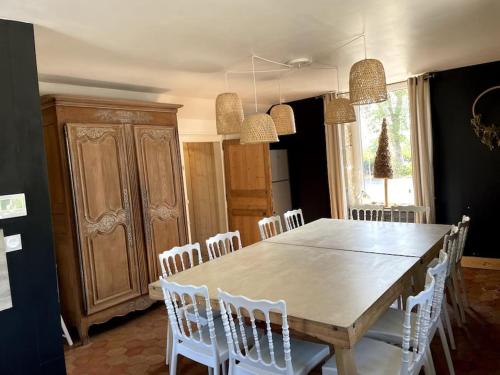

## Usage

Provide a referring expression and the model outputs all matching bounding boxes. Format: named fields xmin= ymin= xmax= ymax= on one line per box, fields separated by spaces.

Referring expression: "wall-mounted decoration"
xmin=471 ymin=85 xmax=500 ymax=150
xmin=0 ymin=193 xmax=27 ymax=220
xmin=0 ymin=229 xmax=13 ymax=312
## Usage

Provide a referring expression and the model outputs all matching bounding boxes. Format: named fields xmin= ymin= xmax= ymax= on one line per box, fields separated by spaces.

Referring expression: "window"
xmin=343 ymin=84 xmax=414 ymax=206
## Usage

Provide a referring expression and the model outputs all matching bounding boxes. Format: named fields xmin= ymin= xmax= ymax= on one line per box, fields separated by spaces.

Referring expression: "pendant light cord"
xmin=363 ymin=34 xmax=367 ymax=60
xmin=252 ymin=55 xmax=258 ymax=112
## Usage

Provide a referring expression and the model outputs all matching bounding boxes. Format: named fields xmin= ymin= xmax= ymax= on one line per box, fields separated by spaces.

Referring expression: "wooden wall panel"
xmin=183 ymin=142 xmax=222 ymax=257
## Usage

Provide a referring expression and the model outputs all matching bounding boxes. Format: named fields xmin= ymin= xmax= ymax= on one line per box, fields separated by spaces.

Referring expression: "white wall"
xmin=39 ymin=81 xmax=229 ymax=240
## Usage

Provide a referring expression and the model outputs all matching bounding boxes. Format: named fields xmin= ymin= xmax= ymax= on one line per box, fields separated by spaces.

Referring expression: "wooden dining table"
xmin=149 ymin=219 xmax=450 ymax=375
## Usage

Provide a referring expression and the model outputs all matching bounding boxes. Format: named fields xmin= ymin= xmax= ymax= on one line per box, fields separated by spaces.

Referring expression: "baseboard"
xmin=461 ymin=256 xmax=500 ymax=270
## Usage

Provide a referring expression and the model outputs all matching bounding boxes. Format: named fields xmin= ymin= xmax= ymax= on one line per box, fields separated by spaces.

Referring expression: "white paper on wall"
xmin=0 ymin=229 xmax=13 ymax=311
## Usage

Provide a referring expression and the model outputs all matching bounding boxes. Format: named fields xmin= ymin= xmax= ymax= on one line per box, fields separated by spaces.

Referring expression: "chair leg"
xmin=221 ymin=361 xmax=227 ymax=375
xmin=442 ymin=299 xmax=456 ymax=350
xmin=457 ymin=265 xmax=470 ymax=308
xmin=425 ymin=346 xmax=436 ymax=375
xmin=208 ymin=367 xmax=213 ymax=375
xmin=166 ymin=325 xmax=172 ymax=365
xmin=437 ymin=319 xmax=455 ymax=375
xmin=452 ymin=272 xmax=466 ymax=324
xmin=61 ymin=316 xmax=74 ymax=346
xmin=169 ymin=348 xmax=178 ymax=375
xmin=446 ymin=279 xmax=462 ymax=327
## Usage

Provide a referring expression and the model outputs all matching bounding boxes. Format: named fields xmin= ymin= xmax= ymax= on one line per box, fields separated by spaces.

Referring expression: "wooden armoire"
xmin=41 ymin=95 xmax=188 ymax=343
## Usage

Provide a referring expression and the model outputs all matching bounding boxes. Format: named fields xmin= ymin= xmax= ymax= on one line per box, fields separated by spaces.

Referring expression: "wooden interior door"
xmin=183 ymin=142 xmax=223 ymax=258
xmin=65 ymin=123 xmax=142 ymax=314
xmin=223 ymin=139 xmax=273 ymax=246
xmin=133 ymin=125 xmax=188 ymax=281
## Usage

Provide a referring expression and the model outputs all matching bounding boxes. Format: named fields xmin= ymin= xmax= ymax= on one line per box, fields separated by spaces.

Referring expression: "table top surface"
xmin=150 ymin=241 xmax=419 ymax=329
xmin=266 ymin=218 xmax=450 ymax=258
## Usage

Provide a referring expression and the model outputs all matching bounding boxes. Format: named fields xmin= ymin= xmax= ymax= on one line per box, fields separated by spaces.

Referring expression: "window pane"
xmin=356 ymin=88 xmax=414 ymax=205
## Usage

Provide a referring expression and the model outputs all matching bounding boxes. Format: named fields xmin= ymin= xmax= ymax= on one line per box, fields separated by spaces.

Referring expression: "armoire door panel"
xmin=133 ymin=125 xmax=187 ymax=280
xmin=223 ymin=140 xmax=273 ymax=247
xmin=66 ymin=123 xmax=142 ymax=314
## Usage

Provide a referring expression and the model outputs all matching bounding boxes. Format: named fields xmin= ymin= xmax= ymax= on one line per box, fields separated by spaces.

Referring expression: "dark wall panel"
xmin=0 ymin=20 xmax=66 ymax=373
xmin=271 ymin=97 xmax=331 ymax=222
xmin=430 ymin=60 xmax=500 ymax=258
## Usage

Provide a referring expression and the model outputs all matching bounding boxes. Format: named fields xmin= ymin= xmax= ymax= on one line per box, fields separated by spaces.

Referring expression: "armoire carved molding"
xmin=41 ymin=95 xmax=188 ymax=343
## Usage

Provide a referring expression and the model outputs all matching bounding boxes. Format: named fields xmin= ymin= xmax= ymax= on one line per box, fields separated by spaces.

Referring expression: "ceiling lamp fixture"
xmin=349 ymin=35 xmax=388 ymax=105
xmin=240 ymin=56 xmax=279 ymax=144
xmin=215 ymin=92 xmax=244 ymax=134
xmin=270 ymin=74 xmax=296 ymax=135
xmin=325 ymin=66 xmax=356 ymax=125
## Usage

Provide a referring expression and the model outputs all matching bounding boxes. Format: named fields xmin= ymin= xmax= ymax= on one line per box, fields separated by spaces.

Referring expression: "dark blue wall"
xmin=0 ymin=20 xmax=66 ymax=374
xmin=270 ymin=97 xmax=331 ymax=222
xmin=430 ymin=60 xmax=500 ymax=258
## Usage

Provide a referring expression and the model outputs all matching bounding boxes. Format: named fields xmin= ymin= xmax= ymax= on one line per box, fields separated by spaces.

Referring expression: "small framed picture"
xmin=0 ymin=193 xmax=27 ymax=220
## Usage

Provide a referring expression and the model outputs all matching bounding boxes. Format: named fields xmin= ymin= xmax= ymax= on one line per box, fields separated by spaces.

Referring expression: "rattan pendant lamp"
xmin=349 ymin=35 xmax=388 ymax=105
xmin=240 ymin=56 xmax=279 ymax=144
xmin=325 ymin=67 xmax=356 ymax=125
xmin=215 ymin=92 xmax=244 ymax=134
xmin=270 ymin=74 xmax=296 ymax=135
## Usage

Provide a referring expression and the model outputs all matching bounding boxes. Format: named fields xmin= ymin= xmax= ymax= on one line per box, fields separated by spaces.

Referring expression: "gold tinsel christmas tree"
xmin=373 ymin=118 xmax=392 ymax=206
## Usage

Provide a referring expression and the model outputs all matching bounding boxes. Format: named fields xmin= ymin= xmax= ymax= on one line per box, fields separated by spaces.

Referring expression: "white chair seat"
xmin=241 ymin=332 xmax=329 ymax=375
xmin=365 ymin=307 xmax=417 ymax=345
xmin=322 ymin=337 xmax=407 ymax=375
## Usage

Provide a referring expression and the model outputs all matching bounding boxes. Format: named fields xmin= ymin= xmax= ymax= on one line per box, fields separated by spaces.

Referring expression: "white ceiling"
xmin=2 ymin=0 xmax=500 ymax=110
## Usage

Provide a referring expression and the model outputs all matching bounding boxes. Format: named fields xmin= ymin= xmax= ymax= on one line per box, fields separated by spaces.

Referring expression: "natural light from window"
xmin=344 ymin=86 xmax=414 ymax=206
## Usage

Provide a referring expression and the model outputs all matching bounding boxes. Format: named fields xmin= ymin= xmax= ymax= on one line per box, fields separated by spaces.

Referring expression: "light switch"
xmin=4 ymin=234 xmax=22 ymax=252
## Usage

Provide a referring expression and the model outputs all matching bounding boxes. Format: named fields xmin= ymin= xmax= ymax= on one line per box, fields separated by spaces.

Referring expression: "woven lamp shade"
xmin=270 ymin=104 xmax=296 ymax=135
xmin=240 ymin=113 xmax=279 ymax=144
xmin=325 ymin=97 xmax=356 ymax=125
xmin=349 ymin=59 xmax=388 ymax=105
xmin=216 ymin=93 xmax=244 ymax=134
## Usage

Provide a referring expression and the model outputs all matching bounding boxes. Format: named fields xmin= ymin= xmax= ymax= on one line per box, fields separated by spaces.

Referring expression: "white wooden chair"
xmin=348 ymin=205 xmax=384 ymax=221
xmin=160 ymin=278 xmax=232 ymax=375
xmin=158 ymin=243 xmax=218 ymax=365
xmin=323 ymin=275 xmax=436 ymax=375
xmin=284 ymin=209 xmax=304 ymax=231
xmin=206 ymin=231 xmax=242 ymax=260
xmin=218 ymin=288 xmax=330 ymax=375
xmin=258 ymin=215 xmax=284 ymax=240
xmin=159 ymin=242 xmax=203 ymax=277
xmin=449 ymin=216 xmax=470 ymax=324
xmin=390 ymin=205 xmax=430 ymax=223
xmin=365 ymin=250 xmax=455 ymax=375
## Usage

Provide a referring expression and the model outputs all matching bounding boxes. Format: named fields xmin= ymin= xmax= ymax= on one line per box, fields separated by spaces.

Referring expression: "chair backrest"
xmin=258 ymin=215 xmax=284 ymax=240
xmin=348 ymin=204 xmax=384 ymax=221
xmin=206 ymin=230 xmax=242 ymax=260
xmin=442 ymin=226 xmax=459 ymax=276
xmin=218 ymin=289 xmax=293 ymax=374
xmin=283 ymin=209 xmax=304 ymax=231
xmin=401 ymin=274 xmax=435 ymax=375
xmin=456 ymin=215 xmax=470 ymax=263
xmin=390 ymin=205 xmax=430 ymax=223
xmin=427 ymin=250 xmax=448 ymax=326
xmin=160 ymin=278 xmax=218 ymax=356
xmin=159 ymin=243 xmax=203 ymax=277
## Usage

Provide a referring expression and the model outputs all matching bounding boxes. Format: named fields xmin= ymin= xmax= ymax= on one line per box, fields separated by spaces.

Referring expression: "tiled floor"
xmin=65 ymin=267 xmax=500 ymax=374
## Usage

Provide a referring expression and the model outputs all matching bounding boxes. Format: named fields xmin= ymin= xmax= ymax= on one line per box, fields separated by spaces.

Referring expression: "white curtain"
xmin=323 ymin=94 xmax=348 ymax=219
xmin=408 ymin=75 xmax=436 ymax=223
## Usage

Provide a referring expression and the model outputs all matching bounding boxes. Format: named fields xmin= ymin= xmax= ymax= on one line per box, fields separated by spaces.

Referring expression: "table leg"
xmin=334 ymin=346 xmax=358 ymax=375
xmin=413 ymin=262 xmax=426 ymax=293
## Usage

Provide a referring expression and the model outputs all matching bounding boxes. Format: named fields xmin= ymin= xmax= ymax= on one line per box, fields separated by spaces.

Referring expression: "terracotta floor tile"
xmin=65 ymin=267 xmax=500 ymax=374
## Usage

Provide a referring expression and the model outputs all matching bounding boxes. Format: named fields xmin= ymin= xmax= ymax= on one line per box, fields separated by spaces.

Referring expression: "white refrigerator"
xmin=270 ymin=149 xmax=292 ymax=217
